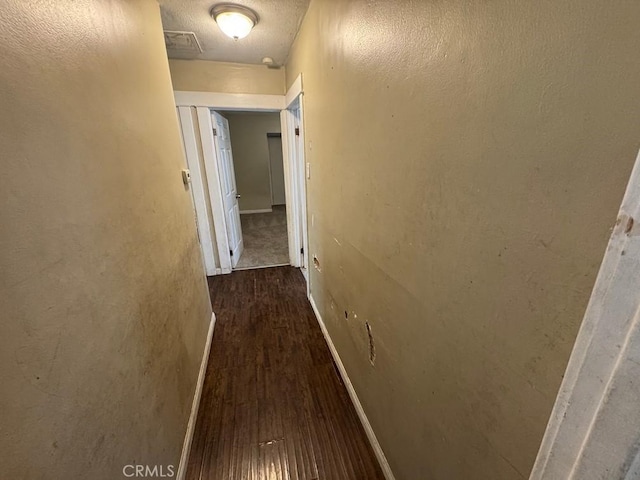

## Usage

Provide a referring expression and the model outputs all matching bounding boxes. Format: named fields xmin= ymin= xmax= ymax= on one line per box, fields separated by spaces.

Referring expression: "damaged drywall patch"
xmin=616 ymin=214 xmax=636 ymax=235
xmin=365 ymin=321 xmax=376 ymax=366
xmin=625 ymin=216 xmax=634 ymax=234
xmin=313 ymin=255 xmax=321 ymax=271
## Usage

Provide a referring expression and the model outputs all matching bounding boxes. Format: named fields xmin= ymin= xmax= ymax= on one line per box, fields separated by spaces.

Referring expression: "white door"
xmin=211 ymin=111 xmax=243 ymax=268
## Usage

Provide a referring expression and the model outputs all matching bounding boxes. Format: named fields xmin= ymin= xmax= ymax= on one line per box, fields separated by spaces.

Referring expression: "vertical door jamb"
xmin=296 ymin=100 xmax=310 ymax=283
xmin=177 ymin=106 xmax=217 ymax=275
xmin=280 ymin=108 xmax=299 ymax=267
xmin=282 ymin=73 xmax=310 ymax=295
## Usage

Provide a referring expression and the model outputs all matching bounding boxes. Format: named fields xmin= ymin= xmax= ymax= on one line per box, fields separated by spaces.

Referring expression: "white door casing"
xmin=280 ymin=108 xmax=299 ymax=267
xmin=531 ymin=149 xmax=640 ymax=479
xmin=173 ymin=85 xmax=309 ymax=288
xmin=280 ymin=93 xmax=309 ymax=277
xmin=294 ymin=104 xmax=309 ymax=279
xmin=211 ymin=111 xmax=243 ymax=268
xmin=176 ymin=107 xmax=217 ymax=276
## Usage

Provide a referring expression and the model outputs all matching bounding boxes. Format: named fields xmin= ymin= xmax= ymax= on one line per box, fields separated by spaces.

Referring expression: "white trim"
xmin=280 ymin=92 xmax=309 ymax=276
xmin=177 ymin=107 xmax=217 ymax=276
xmin=233 ymin=262 xmax=290 ymax=271
xmin=177 ymin=313 xmax=216 ymax=480
xmin=173 ymin=87 xmax=308 ymax=281
xmin=285 ymin=74 xmax=303 ymax=108
xmin=196 ymin=107 xmax=232 ymax=274
xmin=239 ymin=208 xmax=272 ymax=215
xmin=531 ymin=149 xmax=640 ymax=479
xmin=280 ymin=109 xmax=299 ymax=267
xmin=174 ymin=91 xmax=285 ymax=111
xmin=296 ymin=99 xmax=310 ymax=287
xmin=308 ymin=295 xmax=396 ymax=480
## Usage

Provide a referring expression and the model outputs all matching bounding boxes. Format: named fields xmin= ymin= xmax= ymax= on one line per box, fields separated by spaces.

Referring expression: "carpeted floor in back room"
xmin=235 ymin=205 xmax=289 ymax=269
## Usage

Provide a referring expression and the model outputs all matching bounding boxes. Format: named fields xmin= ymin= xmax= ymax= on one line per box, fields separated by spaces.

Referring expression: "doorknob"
xmin=236 ymin=194 xmax=241 ymax=198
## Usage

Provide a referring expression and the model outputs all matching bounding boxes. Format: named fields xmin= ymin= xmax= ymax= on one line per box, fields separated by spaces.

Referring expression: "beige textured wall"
xmin=286 ymin=0 xmax=640 ymax=478
xmin=169 ymin=59 xmax=285 ymax=95
xmin=268 ymin=135 xmax=286 ymax=206
xmin=0 ymin=1 xmax=212 ymax=479
xmin=225 ymin=112 xmax=282 ymax=211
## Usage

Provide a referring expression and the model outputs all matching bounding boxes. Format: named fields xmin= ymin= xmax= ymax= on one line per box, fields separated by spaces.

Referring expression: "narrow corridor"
xmin=186 ymin=267 xmax=384 ymax=479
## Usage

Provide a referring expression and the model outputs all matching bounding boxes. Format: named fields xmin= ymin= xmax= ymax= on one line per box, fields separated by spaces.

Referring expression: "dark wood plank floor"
xmin=186 ymin=266 xmax=385 ymax=480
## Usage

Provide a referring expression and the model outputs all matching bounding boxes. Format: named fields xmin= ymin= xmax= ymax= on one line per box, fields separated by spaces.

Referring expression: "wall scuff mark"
xmin=365 ymin=321 xmax=376 ymax=366
xmin=625 ymin=216 xmax=635 ymax=235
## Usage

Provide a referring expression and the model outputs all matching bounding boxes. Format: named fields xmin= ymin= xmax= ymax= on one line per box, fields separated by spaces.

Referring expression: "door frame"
xmin=176 ymin=106 xmax=218 ymax=276
xmin=281 ymin=78 xmax=309 ymax=284
xmin=531 ymin=149 xmax=640 ymax=478
xmin=174 ymin=75 xmax=308 ymax=281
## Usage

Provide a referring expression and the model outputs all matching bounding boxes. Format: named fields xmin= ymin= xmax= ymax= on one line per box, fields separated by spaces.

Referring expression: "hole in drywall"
xmin=365 ymin=321 xmax=376 ymax=366
xmin=344 ymin=310 xmax=349 ymax=319
xmin=313 ymin=255 xmax=321 ymax=271
xmin=625 ymin=216 xmax=635 ymax=234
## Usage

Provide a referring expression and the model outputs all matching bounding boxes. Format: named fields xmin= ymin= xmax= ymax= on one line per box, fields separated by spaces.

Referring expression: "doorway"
xmin=174 ymin=78 xmax=308 ymax=285
xmin=215 ymin=111 xmax=289 ymax=270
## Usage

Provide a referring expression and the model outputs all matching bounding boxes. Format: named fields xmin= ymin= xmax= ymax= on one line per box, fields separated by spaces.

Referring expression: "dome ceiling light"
xmin=210 ymin=4 xmax=258 ymax=40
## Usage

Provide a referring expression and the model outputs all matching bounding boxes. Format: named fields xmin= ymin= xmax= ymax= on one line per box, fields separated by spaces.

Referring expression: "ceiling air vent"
xmin=163 ymin=31 xmax=203 ymax=55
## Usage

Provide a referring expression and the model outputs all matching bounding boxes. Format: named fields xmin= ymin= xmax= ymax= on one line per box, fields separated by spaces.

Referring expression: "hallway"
xmin=186 ymin=267 xmax=384 ymax=480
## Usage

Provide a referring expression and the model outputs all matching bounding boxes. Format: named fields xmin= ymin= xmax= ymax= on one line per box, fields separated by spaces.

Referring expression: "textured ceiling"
xmin=159 ymin=0 xmax=310 ymax=65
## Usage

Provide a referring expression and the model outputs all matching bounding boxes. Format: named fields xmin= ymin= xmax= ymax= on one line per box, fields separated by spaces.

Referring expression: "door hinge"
xmin=213 ymin=128 xmax=217 ymax=136
xmin=300 ymin=247 xmax=304 ymax=254
xmin=295 ymin=127 xmax=300 ymax=136
xmin=230 ymin=249 xmax=233 ymax=256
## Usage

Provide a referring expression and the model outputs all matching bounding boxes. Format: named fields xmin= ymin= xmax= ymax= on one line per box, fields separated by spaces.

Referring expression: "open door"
xmin=211 ymin=111 xmax=243 ymax=268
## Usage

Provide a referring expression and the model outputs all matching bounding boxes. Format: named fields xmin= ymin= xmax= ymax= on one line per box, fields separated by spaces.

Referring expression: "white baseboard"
xmin=240 ymin=208 xmax=272 ymax=214
xmin=233 ymin=262 xmax=290 ymax=271
xmin=176 ymin=312 xmax=216 ymax=480
xmin=308 ymin=295 xmax=396 ymax=480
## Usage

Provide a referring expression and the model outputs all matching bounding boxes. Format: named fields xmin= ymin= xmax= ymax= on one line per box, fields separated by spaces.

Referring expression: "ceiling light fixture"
xmin=210 ymin=4 xmax=258 ymax=40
